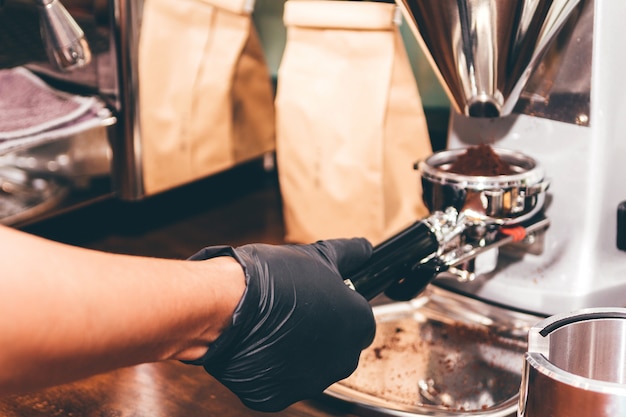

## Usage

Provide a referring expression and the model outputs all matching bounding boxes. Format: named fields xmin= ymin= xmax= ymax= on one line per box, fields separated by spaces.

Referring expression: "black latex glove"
xmin=185 ymin=238 xmax=376 ymax=412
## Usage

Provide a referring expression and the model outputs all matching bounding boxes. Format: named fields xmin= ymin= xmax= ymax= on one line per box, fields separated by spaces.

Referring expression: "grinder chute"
xmin=396 ymin=0 xmax=582 ymax=117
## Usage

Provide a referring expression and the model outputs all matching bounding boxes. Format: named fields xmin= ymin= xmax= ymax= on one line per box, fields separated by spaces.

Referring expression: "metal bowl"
xmin=418 ymin=148 xmax=550 ymax=225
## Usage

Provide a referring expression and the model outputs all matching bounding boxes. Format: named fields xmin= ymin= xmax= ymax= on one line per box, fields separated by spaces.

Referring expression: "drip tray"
xmin=325 ymin=286 xmax=543 ymax=416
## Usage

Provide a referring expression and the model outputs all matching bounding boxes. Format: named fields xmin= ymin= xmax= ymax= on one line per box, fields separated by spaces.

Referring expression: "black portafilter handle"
xmin=345 ymin=220 xmax=446 ymax=301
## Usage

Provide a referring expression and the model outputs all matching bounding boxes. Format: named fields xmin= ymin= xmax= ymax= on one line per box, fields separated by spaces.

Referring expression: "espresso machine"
xmin=0 ymin=0 xmax=273 ymax=226
xmin=0 ymin=0 xmax=114 ymax=224
xmin=0 ymin=0 xmax=148 ymax=225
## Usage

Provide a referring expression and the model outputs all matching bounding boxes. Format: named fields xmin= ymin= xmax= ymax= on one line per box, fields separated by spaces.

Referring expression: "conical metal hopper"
xmin=397 ymin=0 xmax=582 ymax=117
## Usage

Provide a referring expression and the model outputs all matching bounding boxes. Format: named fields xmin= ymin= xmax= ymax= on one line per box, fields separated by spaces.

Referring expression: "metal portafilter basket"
xmin=345 ymin=147 xmax=550 ymax=301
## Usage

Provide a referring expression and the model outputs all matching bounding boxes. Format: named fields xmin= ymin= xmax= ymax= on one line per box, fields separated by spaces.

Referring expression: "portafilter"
xmin=346 ymin=147 xmax=550 ymax=301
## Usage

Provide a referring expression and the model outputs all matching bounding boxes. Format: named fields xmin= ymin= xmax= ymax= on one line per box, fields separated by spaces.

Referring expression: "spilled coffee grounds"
xmin=447 ymin=144 xmax=516 ymax=176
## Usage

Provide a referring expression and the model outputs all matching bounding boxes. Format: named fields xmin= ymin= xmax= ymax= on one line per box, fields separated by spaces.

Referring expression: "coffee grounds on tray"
xmin=447 ymin=144 xmax=516 ymax=176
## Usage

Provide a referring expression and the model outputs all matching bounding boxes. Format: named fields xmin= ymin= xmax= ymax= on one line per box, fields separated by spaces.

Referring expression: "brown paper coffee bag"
xmin=275 ymin=0 xmax=432 ymax=245
xmin=138 ymin=0 xmax=275 ymax=195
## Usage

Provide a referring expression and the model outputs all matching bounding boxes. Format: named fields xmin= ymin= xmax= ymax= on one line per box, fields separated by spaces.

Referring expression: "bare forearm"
xmin=0 ymin=225 xmax=245 ymax=395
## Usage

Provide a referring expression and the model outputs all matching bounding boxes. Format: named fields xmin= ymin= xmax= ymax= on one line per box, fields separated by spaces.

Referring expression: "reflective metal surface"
xmin=35 ymin=0 xmax=92 ymax=71
xmin=419 ymin=148 xmax=549 ymax=225
xmin=514 ymin=0 xmax=593 ymax=126
xmin=0 ymin=122 xmax=113 ymax=181
xmin=520 ymin=308 xmax=626 ymax=416
xmin=396 ymin=0 xmax=582 ymax=117
xmin=0 ymin=166 xmax=69 ymax=225
xmin=326 ymin=286 xmax=542 ymax=416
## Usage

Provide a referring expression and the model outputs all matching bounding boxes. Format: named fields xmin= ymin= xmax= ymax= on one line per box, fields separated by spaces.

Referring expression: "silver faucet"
xmin=34 ymin=0 xmax=92 ymax=71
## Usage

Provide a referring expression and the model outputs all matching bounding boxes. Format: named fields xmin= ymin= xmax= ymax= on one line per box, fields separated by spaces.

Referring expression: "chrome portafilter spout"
xmin=35 ymin=0 xmax=92 ymax=71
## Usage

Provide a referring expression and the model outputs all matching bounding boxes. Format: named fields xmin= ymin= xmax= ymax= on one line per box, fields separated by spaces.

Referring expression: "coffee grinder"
xmin=387 ymin=0 xmax=626 ymax=316
xmin=329 ymin=3 xmax=625 ymax=413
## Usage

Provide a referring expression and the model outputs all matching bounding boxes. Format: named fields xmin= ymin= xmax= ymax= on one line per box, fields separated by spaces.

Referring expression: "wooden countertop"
xmin=0 ymin=361 xmax=363 ymax=417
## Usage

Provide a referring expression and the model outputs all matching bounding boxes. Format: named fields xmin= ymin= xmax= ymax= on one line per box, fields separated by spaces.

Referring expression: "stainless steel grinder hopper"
xmin=396 ymin=0 xmax=582 ymax=118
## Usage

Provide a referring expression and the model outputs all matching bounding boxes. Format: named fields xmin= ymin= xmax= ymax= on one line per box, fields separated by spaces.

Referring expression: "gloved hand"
xmin=185 ymin=238 xmax=376 ymax=412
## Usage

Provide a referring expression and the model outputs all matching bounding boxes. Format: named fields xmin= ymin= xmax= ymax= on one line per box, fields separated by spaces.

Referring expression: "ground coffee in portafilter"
xmin=447 ymin=144 xmax=516 ymax=176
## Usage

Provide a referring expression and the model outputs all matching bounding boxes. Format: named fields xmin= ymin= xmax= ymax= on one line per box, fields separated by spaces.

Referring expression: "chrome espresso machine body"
xmin=394 ymin=0 xmax=626 ymax=316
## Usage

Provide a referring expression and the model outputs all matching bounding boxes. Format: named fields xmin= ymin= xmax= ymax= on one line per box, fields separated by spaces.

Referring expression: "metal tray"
xmin=325 ymin=286 xmax=543 ymax=416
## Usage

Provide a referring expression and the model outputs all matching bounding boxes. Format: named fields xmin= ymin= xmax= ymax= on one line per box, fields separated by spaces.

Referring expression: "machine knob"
xmin=617 ymin=201 xmax=626 ymax=251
